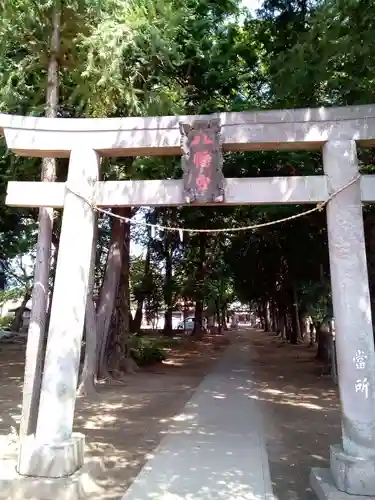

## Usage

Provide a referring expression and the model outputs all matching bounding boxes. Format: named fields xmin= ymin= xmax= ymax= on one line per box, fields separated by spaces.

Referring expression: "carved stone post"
xmin=18 ymin=148 xmax=99 ymax=478
xmin=311 ymin=140 xmax=375 ymax=497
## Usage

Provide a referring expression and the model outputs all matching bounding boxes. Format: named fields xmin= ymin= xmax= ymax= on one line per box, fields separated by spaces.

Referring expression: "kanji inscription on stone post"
xmin=180 ymin=118 xmax=225 ymax=203
xmin=353 ymin=348 xmax=370 ymax=398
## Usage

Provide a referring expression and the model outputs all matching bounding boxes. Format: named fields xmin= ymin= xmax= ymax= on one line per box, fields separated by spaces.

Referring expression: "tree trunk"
xmin=96 ymin=208 xmax=129 ymax=378
xmin=45 ymin=237 xmax=59 ymax=335
xmin=11 ymin=291 xmax=31 ymax=332
xmin=19 ymin=2 xmax=60 ymax=441
xmin=132 ymin=301 xmax=143 ymax=333
xmin=285 ymin=307 xmax=292 ymax=342
xmin=192 ymin=233 xmax=206 ymax=339
xmin=290 ymin=284 xmax=302 ymax=344
xmin=270 ymin=300 xmax=277 ymax=332
xmin=207 ymin=314 xmax=215 ymax=333
xmin=279 ymin=313 xmax=286 ymax=339
xmin=78 ymin=214 xmax=98 ymax=396
xmin=106 ymin=213 xmax=136 ymax=376
xmin=131 ymin=211 xmax=155 ymax=333
xmin=316 ymin=318 xmax=333 ymax=371
xmin=216 ymin=300 xmax=222 ymax=333
xmin=263 ymin=300 xmax=271 ymax=331
xmin=163 ymin=230 xmax=173 ymax=336
xmin=221 ymin=305 xmax=228 ymax=330
xmin=193 ymin=300 xmax=204 ymax=339
xmin=132 ymin=245 xmax=151 ymax=333
xmin=276 ymin=299 xmax=286 ymax=338
xmin=260 ymin=304 xmax=264 ymax=329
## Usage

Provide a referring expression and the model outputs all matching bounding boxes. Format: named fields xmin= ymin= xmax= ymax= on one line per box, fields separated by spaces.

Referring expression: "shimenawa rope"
xmin=65 ymin=174 xmax=360 ymax=235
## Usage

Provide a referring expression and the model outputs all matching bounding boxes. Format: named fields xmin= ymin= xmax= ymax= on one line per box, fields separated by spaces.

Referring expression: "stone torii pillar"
xmin=311 ymin=140 xmax=375 ymax=498
xmin=18 ymin=148 xmax=99 ymax=478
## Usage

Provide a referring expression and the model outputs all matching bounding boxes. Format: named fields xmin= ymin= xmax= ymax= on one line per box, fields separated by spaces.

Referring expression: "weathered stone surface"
xmin=35 ymin=149 xmax=99 ymax=449
xmin=0 ymin=455 xmax=104 ymax=500
xmin=330 ymin=444 xmax=375 ymax=496
xmin=3 ymin=104 xmax=375 ymax=156
xmin=323 ymin=140 xmax=375 ymax=497
xmin=6 ymin=175 xmax=330 ymax=208
xmin=17 ymin=433 xmax=85 ymax=478
xmin=325 ymin=141 xmax=375 ymax=454
xmin=310 ymin=468 xmax=375 ymax=500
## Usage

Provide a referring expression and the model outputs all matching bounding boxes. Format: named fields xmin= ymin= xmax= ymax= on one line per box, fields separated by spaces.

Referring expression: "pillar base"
xmin=330 ymin=444 xmax=375 ymax=495
xmin=310 ymin=468 xmax=375 ymax=500
xmin=17 ymin=433 xmax=85 ymax=478
xmin=0 ymin=456 xmax=104 ymax=500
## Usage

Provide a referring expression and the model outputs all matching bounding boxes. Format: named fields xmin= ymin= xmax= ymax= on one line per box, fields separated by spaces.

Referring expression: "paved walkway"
xmin=121 ymin=333 xmax=275 ymax=500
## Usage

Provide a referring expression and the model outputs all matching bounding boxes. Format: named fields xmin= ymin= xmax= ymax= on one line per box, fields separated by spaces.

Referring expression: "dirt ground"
xmin=0 ymin=330 xmax=341 ymax=500
xmin=248 ymin=329 xmax=341 ymax=500
xmin=0 ymin=333 xmax=230 ymax=499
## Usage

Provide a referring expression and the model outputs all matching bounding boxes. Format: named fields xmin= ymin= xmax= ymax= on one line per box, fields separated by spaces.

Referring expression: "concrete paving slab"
xmin=121 ymin=336 xmax=276 ymax=500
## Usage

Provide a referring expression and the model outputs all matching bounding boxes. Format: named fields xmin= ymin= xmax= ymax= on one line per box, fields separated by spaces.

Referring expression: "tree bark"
xmin=96 ymin=209 xmax=128 ymax=378
xmin=107 ymin=212 xmax=136 ymax=375
xmin=316 ymin=318 xmax=333 ymax=368
xmin=193 ymin=300 xmax=204 ymax=339
xmin=11 ymin=291 xmax=31 ymax=332
xmin=132 ymin=244 xmax=151 ymax=332
xmin=131 ymin=210 xmax=155 ymax=333
xmin=221 ymin=305 xmax=228 ymax=330
xmin=285 ymin=307 xmax=292 ymax=342
xmin=263 ymin=300 xmax=271 ymax=331
xmin=19 ymin=1 xmax=60 ymax=441
xmin=78 ymin=214 xmax=98 ymax=396
xmin=45 ymin=237 xmax=59 ymax=335
xmin=290 ymin=284 xmax=302 ymax=344
xmin=216 ymin=300 xmax=222 ymax=333
xmin=163 ymin=229 xmax=173 ymax=336
xmin=192 ymin=233 xmax=206 ymax=339
xmin=270 ymin=300 xmax=277 ymax=332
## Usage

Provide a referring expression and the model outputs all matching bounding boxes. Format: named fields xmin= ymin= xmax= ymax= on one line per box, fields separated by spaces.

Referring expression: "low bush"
xmin=129 ymin=336 xmax=167 ymax=366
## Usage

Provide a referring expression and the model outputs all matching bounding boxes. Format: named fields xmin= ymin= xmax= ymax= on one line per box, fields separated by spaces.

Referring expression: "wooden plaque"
xmin=180 ymin=118 xmax=225 ymax=204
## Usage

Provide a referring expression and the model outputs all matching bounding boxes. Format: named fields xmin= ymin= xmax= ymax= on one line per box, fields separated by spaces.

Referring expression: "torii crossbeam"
xmin=2 ymin=105 xmax=375 ymax=499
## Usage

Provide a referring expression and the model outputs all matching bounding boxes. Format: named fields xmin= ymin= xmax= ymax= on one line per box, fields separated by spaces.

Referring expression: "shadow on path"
xmin=248 ymin=330 xmax=341 ymax=500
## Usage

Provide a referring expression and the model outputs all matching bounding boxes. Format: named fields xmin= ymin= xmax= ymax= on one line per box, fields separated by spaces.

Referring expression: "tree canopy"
xmin=1 ymin=0 xmax=375 ymax=362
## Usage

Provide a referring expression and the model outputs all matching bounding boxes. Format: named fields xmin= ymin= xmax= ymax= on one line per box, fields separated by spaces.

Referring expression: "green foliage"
xmin=4 ymin=0 xmax=375 ymax=331
xmin=0 ymin=315 xmax=12 ymax=329
xmin=129 ymin=336 xmax=167 ymax=365
xmin=0 ymin=288 xmax=24 ymax=306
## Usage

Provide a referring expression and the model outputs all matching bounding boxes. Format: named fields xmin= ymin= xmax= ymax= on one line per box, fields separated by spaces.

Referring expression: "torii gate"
xmin=4 ymin=105 xmax=375 ymax=498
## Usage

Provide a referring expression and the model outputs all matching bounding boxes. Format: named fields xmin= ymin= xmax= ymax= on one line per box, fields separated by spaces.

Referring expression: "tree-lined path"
xmin=0 ymin=326 xmax=346 ymax=500
xmin=121 ymin=329 xmax=275 ymax=500
xmin=119 ymin=328 xmax=341 ymax=500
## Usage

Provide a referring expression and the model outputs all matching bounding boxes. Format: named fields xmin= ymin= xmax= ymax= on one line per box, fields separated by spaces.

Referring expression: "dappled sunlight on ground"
xmin=0 ymin=330 xmax=340 ymax=500
xmin=119 ymin=332 xmax=275 ymax=500
xmin=0 ymin=332 xmax=230 ymax=499
xmin=248 ymin=329 xmax=341 ymax=500
xmin=74 ymin=334 xmax=231 ymax=497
